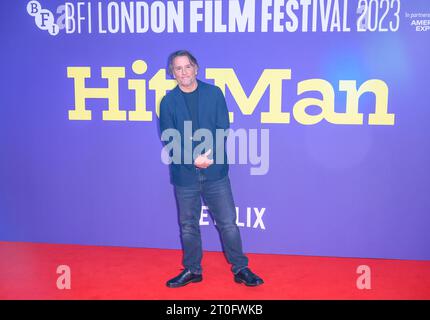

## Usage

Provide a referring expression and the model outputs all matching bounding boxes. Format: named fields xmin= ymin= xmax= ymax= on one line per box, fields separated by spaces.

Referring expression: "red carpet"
xmin=0 ymin=241 xmax=429 ymax=300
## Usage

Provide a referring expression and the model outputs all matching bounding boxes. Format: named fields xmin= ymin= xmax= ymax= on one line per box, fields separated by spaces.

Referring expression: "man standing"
xmin=159 ymin=50 xmax=264 ymax=288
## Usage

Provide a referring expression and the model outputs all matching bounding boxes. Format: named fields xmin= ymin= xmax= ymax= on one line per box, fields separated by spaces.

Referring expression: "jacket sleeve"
xmin=214 ymin=87 xmax=230 ymax=165
xmin=159 ymin=96 xmax=184 ymax=166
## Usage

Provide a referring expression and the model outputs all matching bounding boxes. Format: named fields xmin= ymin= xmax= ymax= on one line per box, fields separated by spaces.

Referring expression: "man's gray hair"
xmin=167 ymin=50 xmax=199 ymax=77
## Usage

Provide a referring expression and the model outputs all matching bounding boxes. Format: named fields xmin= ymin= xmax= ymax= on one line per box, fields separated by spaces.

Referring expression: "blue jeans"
xmin=174 ymin=170 xmax=249 ymax=275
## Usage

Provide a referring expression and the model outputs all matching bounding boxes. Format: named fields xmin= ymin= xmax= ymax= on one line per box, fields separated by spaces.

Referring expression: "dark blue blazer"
xmin=159 ymin=79 xmax=230 ymax=186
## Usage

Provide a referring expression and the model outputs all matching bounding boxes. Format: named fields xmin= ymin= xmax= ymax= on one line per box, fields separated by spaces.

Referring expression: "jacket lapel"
xmin=197 ymin=80 xmax=205 ymax=129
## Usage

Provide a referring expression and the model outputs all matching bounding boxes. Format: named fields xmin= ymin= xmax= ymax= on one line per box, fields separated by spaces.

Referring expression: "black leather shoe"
xmin=166 ymin=269 xmax=203 ymax=288
xmin=234 ymin=268 xmax=264 ymax=286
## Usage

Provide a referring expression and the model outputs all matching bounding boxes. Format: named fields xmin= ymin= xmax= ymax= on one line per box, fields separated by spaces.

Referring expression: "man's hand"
xmin=194 ymin=149 xmax=214 ymax=169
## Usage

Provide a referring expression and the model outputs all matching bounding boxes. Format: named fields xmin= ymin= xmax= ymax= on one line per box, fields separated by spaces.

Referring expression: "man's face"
xmin=172 ymin=55 xmax=198 ymax=90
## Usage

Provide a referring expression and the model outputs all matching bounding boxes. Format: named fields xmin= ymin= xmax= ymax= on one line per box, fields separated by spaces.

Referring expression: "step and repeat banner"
xmin=1 ymin=0 xmax=429 ymax=260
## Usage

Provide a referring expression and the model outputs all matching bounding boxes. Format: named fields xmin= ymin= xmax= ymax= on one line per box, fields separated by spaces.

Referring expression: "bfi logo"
xmin=67 ymin=60 xmax=396 ymax=126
